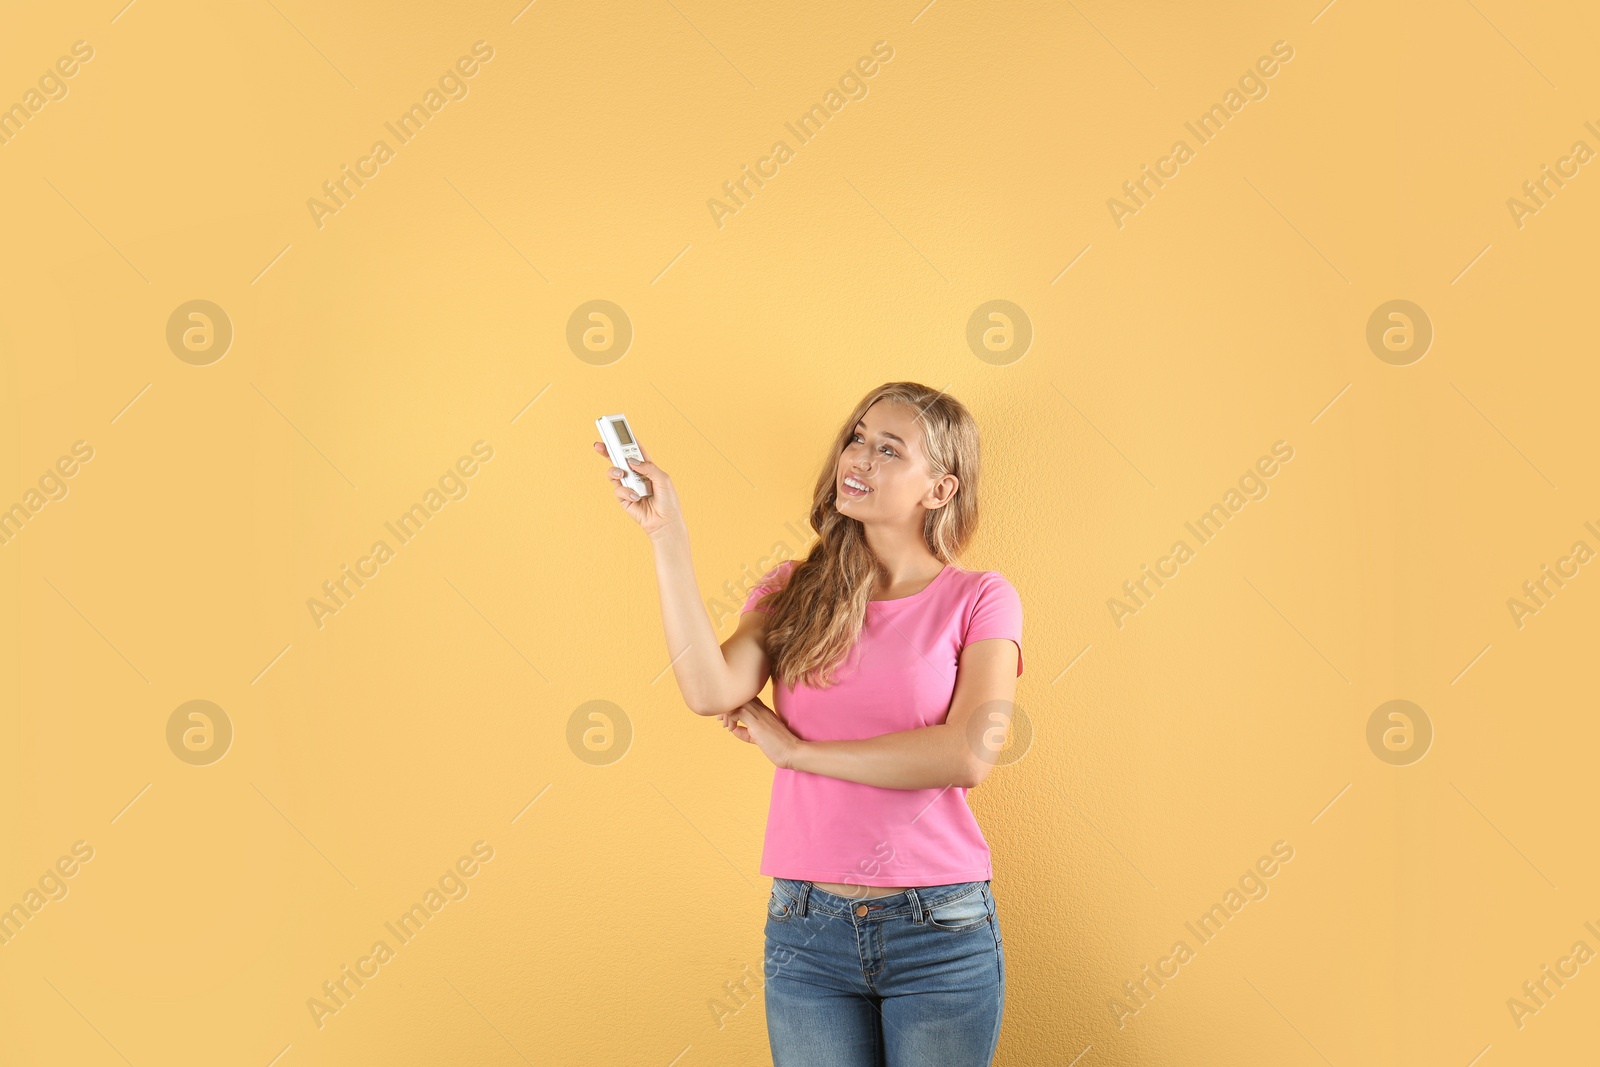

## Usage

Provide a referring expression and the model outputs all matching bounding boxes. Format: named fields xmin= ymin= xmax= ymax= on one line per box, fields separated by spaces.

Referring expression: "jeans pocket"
xmin=925 ymin=885 xmax=990 ymax=932
xmin=767 ymin=884 xmax=795 ymax=924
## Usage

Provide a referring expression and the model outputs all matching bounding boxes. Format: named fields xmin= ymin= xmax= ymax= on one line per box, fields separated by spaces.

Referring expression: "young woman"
xmin=594 ymin=381 xmax=1023 ymax=1066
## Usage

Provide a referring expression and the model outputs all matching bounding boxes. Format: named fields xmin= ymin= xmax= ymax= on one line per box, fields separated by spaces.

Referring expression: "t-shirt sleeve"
xmin=741 ymin=560 xmax=796 ymax=615
xmin=963 ymin=572 xmax=1024 ymax=676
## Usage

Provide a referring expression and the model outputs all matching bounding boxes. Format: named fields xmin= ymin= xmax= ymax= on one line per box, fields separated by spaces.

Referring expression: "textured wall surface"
xmin=2 ymin=1 xmax=1596 ymax=1065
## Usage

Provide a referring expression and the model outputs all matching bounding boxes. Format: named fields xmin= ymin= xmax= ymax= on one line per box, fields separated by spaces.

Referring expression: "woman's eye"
xmin=849 ymin=432 xmax=893 ymax=457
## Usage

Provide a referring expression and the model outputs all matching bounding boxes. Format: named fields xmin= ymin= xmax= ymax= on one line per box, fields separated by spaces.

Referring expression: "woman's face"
xmin=834 ymin=399 xmax=953 ymax=522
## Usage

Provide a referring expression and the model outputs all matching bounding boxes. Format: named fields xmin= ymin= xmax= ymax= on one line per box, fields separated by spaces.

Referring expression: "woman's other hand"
xmin=718 ymin=697 xmax=801 ymax=770
xmin=593 ymin=440 xmax=683 ymax=538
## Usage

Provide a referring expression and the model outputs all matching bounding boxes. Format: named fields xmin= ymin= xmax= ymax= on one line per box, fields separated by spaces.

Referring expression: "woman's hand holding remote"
xmin=593 ymin=440 xmax=683 ymax=539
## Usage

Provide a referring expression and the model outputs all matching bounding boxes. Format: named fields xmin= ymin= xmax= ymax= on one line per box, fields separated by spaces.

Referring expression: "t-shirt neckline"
xmin=868 ymin=563 xmax=952 ymax=606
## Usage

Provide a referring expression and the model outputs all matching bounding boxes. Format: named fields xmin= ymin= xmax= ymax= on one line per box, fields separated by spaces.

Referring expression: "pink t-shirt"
xmin=741 ymin=559 xmax=1024 ymax=887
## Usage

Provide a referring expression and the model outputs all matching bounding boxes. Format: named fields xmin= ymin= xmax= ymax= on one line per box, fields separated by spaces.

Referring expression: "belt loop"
xmin=795 ymin=880 xmax=812 ymax=918
xmin=906 ymin=886 xmax=923 ymax=924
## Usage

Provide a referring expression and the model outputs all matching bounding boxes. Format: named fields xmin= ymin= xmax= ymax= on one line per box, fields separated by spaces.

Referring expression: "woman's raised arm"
xmin=594 ymin=443 xmax=772 ymax=715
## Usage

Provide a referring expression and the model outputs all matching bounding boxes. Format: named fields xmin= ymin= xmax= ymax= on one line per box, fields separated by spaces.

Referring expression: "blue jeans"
xmin=763 ymin=877 xmax=1005 ymax=1066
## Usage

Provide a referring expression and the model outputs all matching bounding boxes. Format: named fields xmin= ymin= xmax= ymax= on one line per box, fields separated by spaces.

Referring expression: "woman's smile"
xmin=841 ymin=473 xmax=874 ymax=497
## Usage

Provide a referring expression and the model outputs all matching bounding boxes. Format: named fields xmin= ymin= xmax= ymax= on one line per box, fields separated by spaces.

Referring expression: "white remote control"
xmin=596 ymin=413 xmax=651 ymax=497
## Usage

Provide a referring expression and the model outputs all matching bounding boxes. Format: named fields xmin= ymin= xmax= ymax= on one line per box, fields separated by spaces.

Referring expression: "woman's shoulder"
xmin=742 ymin=558 xmax=800 ymax=614
xmin=759 ymin=558 xmax=800 ymax=584
xmin=943 ymin=565 xmax=1023 ymax=620
xmin=945 ymin=564 xmax=1020 ymax=597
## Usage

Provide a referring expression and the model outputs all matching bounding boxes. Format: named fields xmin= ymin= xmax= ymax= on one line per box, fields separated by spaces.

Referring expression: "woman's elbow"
xmin=958 ymin=754 xmax=995 ymax=789
xmin=684 ymin=694 xmax=719 ymax=716
xmin=686 ymin=690 xmax=740 ymax=716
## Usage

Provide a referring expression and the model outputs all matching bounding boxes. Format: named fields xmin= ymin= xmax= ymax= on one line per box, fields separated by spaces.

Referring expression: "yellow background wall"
xmin=2 ymin=0 xmax=1597 ymax=1064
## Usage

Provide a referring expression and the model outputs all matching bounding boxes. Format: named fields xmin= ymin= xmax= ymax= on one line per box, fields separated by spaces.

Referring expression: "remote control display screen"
xmin=611 ymin=419 xmax=633 ymax=446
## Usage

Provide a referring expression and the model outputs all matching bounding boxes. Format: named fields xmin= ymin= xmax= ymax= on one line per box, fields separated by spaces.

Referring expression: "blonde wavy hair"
xmin=753 ymin=382 xmax=982 ymax=690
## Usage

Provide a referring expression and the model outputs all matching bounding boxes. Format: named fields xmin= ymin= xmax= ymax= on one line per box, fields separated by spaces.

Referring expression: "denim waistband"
xmin=771 ymin=877 xmax=988 ymax=923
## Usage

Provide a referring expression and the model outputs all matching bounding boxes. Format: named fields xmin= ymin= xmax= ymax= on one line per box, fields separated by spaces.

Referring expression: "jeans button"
xmin=854 ymin=904 xmax=868 ymax=917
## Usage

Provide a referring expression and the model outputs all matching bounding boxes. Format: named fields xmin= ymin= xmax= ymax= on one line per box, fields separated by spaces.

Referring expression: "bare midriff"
xmin=809 ymin=880 xmax=913 ymax=899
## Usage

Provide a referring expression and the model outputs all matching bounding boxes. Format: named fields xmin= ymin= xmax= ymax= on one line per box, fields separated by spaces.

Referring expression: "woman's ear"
xmin=924 ymin=474 xmax=958 ymax=508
